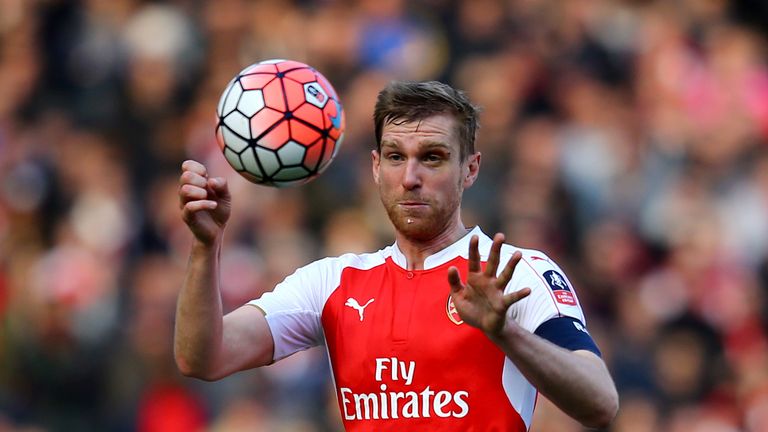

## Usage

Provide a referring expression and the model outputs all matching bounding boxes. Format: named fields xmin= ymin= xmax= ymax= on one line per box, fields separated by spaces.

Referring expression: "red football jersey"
xmin=251 ymin=227 xmax=588 ymax=431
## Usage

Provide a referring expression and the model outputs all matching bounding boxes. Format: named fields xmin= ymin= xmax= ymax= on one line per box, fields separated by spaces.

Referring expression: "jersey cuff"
xmin=533 ymin=317 xmax=601 ymax=357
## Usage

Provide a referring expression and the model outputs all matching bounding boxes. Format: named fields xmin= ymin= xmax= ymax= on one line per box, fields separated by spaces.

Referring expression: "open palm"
xmin=447 ymin=234 xmax=531 ymax=336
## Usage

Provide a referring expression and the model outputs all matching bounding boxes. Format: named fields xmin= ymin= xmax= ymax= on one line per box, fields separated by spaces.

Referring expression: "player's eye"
xmin=386 ymin=153 xmax=405 ymax=162
xmin=423 ymin=153 xmax=446 ymax=164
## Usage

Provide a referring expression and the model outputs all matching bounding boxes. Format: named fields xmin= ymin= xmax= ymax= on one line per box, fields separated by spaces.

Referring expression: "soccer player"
xmin=175 ymin=81 xmax=619 ymax=430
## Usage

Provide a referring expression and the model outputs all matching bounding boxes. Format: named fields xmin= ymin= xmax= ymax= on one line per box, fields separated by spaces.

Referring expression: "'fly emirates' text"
xmin=339 ymin=357 xmax=470 ymax=421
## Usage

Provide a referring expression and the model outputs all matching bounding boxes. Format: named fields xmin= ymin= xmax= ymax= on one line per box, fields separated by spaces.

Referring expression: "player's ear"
xmin=463 ymin=152 xmax=481 ymax=188
xmin=371 ymin=149 xmax=381 ymax=184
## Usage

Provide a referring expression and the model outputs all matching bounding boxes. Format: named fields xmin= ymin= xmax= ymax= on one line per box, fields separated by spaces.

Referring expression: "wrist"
xmin=191 ymin=236 xmax=223 ymax=255
xmin=487 ymin=319 xmax=525 ymax=347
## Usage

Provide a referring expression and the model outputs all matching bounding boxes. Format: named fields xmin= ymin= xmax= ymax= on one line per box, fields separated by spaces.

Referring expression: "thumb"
xmin=501 ymin=287 xmax=531 ymax=309
xmin=208 ymin=177 xmax=231 ymax=200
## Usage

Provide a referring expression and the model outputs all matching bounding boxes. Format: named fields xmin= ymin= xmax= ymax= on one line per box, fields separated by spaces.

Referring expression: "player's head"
xmin=371 ymin=81 xmax=481 ymax=242
xmin=374 ymin=81 xmax=480 ymax=162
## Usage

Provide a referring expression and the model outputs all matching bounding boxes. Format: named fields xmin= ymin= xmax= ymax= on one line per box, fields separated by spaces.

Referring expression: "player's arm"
xmin=447 ymin=234 xmax=619 ymax=429
xmin=489 ymin=325 xmax=617 ymax=428
xmin=174 ymin=160 xmax=274 ymax=381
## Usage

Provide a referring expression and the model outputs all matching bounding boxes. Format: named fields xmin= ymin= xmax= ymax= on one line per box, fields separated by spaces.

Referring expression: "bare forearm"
xmin=490 ymin=326 xmax=618 ymax=428
xmin=174 ymin=239 xmax=224 ymax=379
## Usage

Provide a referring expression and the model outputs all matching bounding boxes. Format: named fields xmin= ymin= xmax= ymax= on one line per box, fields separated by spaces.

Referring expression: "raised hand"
xmin=179 ymin=159 xmax=231 ymax=245
xmin=447 ymin=233 xmax=531 ymax=337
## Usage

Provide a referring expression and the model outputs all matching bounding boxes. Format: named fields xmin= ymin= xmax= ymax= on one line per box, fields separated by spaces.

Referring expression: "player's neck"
xmin=396 ymin=220 xmax=471 ymax=271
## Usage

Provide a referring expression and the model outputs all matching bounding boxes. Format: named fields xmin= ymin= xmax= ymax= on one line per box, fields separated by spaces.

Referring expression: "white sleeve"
xmin=503 ymin=248 xmax=587 ymax=333
xmin=248 ymin=258 xmax=331 ymax=361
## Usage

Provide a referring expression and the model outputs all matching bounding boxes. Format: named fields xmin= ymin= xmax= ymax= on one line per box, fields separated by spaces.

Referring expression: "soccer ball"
xmin=215 ymin=59 xmax=345 ymax=187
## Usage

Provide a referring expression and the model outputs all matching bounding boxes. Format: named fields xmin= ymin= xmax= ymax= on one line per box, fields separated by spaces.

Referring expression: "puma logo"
xmin=345 ymin=297 xmax=375 ymax=322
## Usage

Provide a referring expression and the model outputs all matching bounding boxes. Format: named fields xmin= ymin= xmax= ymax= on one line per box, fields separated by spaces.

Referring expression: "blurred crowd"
xmin=1 ymin=0 xmax=768 ymax=431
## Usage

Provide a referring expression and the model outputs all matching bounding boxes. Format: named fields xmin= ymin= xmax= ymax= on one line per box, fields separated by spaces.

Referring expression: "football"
xmin=215 ymin=59 xmax=345 ymax=187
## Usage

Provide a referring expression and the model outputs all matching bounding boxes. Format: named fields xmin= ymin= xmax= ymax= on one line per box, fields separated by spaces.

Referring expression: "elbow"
xmin=175 ymin=354 xmax=221 ymax=382
xmin=580 ymin=392 xmax=619 ymax=429
xmin=175 ymin=356 xmax=203 ymax=379
xmin=581 ymin=411 xmax=616 ymax=430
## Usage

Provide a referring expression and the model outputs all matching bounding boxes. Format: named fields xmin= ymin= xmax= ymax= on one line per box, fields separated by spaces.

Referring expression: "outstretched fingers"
xmin=447 ymin=266 xmax=464 ymax=294
xmin=468 ymin=235 xmax=481 ymax=273
xmin=485 ymin=233 xmax=505 ymax=277
xmin=502 ymin=287 xmax=531 ymax=309
xmin=497 ymin=251 xmax=522 ymax=288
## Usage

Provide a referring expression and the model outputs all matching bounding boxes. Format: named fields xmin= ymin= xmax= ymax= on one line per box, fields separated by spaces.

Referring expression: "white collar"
xmin=389 ymin=226 xmax=488 ymax=270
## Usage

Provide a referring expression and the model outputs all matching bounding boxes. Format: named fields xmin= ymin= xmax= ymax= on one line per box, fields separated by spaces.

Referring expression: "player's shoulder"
xmin=286 ymin=249 xmax=388 ymax=288
xmin=498 ymin=244 xmax=571 ymax=280
xmin=499 ymin=244 xmax=556 ymax=264
xmin=474 ymin=228 xmax=559 ymax=269
xmin=308 ymin=248 xmax=389 ymax=273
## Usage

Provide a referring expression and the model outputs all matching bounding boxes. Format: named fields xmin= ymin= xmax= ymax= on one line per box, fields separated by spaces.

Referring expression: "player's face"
xmin=372 ymin=114 xmax=480 ymax=242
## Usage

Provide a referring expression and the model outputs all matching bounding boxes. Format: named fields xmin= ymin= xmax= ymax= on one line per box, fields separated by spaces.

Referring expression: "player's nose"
xmin=402 ymin=159 xmax=422 ymax=190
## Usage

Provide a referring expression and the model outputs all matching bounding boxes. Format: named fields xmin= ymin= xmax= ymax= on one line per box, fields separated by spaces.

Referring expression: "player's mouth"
xmin=398 ymin=201 xmax=429 ymax=208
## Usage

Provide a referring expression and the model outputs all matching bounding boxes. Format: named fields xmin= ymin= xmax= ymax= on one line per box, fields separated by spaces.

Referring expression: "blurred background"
xmin=1 ymin=0 xmax=768 ymax=431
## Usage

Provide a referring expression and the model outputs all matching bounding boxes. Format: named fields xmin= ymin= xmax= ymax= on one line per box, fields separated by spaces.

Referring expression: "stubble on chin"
xmin=392 ymin=214 xmax=430 ymax=240
xmin=384 ymin=203 xmax=442 ymax=241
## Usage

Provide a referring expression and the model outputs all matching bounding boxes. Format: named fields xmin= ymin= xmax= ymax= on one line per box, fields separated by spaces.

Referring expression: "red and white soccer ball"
xmin=215 ymin=59 xmax=345 ymax=187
